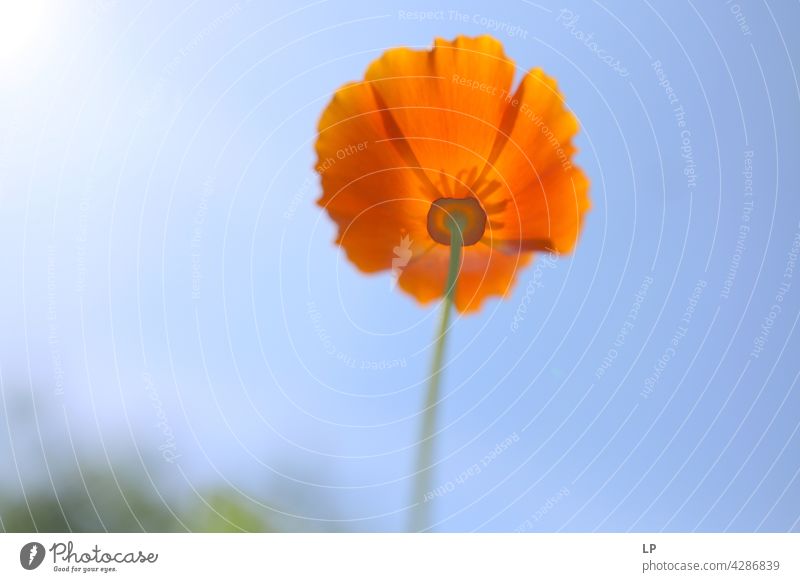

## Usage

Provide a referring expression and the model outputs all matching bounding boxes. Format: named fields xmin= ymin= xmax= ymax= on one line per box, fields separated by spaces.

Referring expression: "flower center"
xmin=426 ymin=197 xmax=487 ymax=246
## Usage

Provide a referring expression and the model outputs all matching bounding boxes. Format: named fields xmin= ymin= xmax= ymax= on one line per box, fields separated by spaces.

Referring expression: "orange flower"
xmin=316 ymin=35 xmax=590 ymax=313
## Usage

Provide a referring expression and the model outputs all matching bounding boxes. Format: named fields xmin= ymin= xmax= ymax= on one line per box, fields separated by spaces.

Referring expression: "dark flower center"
xmin=427 ymin=197 xmax=487 ymax=246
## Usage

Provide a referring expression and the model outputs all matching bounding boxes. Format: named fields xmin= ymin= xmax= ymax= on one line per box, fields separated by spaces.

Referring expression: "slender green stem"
xmin=409 ymin=218 xmax=463 ymax=532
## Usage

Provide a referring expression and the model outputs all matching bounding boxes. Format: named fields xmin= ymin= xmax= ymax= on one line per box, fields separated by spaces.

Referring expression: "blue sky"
xmin=1 ymin=0 xmax=799 ymax=531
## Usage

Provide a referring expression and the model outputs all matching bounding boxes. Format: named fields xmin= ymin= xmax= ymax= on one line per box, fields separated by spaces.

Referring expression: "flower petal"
xmin=397 ymin=245 xmax=533 ymax=313
xmin=316 ymin=80 xmax=435 ymax=272
xmin=486 ymin=68 xmax=591 ymax=253
xmin=454 ymin=246 xmax=534 ymax=313
xmin=490 ymin=164 xmax=590 ymax=254
xmin=334 ymin=199 xmax=432 ymax=273
xmin=365 ymin=35 xmax=516 ymax=195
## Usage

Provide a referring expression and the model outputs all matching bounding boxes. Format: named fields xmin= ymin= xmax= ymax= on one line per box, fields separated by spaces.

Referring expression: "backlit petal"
xmin=486 ymin=68 xmax=591 ymax=253
xmin=316 ymin=80 xmax=434 ymax=271
xmin=397 ymin=245 xmax=533 ymax=313
xmin=365 ymin=35 xmax=516 ymax=195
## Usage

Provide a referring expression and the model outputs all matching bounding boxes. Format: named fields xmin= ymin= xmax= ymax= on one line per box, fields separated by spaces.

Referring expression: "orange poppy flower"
xmin=316 ymin=35 xmax=590 ymax=313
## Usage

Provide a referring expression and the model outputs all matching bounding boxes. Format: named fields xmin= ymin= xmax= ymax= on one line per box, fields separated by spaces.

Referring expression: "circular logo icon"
xmin=20 ymin=542 xmax=46 ymax=570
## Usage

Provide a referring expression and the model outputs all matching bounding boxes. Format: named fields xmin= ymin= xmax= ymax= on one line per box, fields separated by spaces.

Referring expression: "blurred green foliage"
xmin=0 ymin=470 xmax=279 ymax=532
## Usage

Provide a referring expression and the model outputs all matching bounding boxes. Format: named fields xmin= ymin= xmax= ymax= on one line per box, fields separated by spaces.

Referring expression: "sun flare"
xmin=0 ymin=0 xmax=48 ymax=65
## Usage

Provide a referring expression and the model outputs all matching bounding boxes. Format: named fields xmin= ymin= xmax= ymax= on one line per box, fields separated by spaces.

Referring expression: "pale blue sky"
xmin=1 ymin=0 xmax=798 ymax=531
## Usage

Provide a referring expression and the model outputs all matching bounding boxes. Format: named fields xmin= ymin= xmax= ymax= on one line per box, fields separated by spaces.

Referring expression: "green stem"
xmin=409 ymin=218 xmax=463 ymax=532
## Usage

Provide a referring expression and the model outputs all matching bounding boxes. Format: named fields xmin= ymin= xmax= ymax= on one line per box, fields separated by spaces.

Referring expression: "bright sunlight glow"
xmin=0 ymin=0 xmax=47 ymax=64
